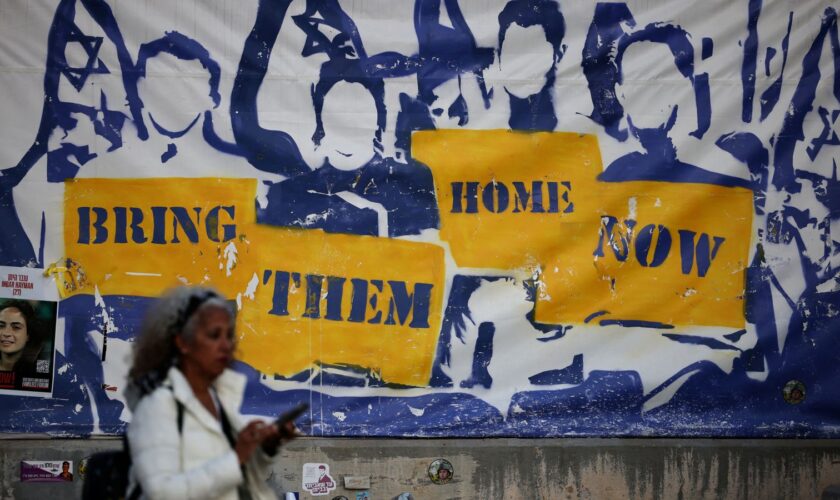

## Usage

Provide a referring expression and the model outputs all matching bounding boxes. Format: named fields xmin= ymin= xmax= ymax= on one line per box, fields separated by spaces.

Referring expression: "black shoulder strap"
xmin=176 ymin=397 xmax=184 ymax=434
xmin=218 ymin=403 xmax=237 ymax=449
xmin=218 ymin=402 xmax=250 ymax=499
xmin=162 ymin=384 xmax=185 ymax=435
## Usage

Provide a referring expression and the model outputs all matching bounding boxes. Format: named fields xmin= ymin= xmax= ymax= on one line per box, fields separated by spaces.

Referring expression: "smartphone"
xmin=276 ymin=402 xmax=309 ymax=427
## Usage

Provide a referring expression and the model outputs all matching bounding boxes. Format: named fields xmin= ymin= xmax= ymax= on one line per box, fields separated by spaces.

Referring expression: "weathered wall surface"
xmin=2 ymin=438 xmax=840 ymax=499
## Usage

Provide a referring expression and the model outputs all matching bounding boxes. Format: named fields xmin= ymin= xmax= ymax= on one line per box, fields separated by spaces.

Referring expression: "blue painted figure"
xmin=394 ymin=0 xmax=494 ymax=156
xmin=583 ymin=4 xmax=747 ymax=187
xmin=134 ymin=32 xmax=244 ymax=163
xmin=232 ymin=0 xmax=439 ymax=237
xmin=497 ymin=0 xmax=565 ymax=131
xmin=0 ymin=0 xmax=140 ymax=268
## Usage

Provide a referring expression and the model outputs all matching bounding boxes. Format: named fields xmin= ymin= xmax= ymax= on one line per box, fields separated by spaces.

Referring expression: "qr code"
xmin=36 ymin=360 xmax=50 ymax=374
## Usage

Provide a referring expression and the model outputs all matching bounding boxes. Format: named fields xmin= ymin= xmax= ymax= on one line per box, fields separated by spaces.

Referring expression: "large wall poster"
xmin=0 ymin=0 xmax=838 ymax=437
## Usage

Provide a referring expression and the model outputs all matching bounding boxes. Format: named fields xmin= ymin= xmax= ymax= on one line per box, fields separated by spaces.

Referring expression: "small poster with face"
xmin=428 ymin=458 xmax=454 ymax=484
xmin=302 ymin=463 xmax=337 ymax=496
xmin=20 ymin=460 xmax=74 ymax=482
xmin=0 ymin=266 xmax=60 ymax=397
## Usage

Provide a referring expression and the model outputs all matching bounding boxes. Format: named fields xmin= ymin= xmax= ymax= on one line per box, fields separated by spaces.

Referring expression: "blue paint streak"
xmin=231 ymin=0 xmax=308 ymax=176
xmin=429 ymin=275 xmax=494 ymax=388
xmin=393 ymin=0 xmax=497 ymax=153
xmin=742 ymin=0 xmax=761 ymax=123
xmin=702 ymin=37 xmax=713 ymax=60
xmin=662 ymin=333 xmax=742 ymax=351
xmin=724 ymin=329 xmax=748 ymax=342
xmin=460 ymin=322 xmax=494 ymax=389
xmin=258 ymin=154 xmax=438 ymax=237
xmin=772 ymin=8 xmax=838 ymax=192
xmin=584 ymin=310 xmax=609 ymax=323
xmin=599 ymin=320 xmax=674 ymax=329
xmin=202 ymin=111 xmax=245 ymax=156
xmin=716 ymin=131 xmax=769 ymax=214
xmin=529 ymin=354 xmax=583 ymax=385
xmin=759 ymin=13 xmax=793 ymax=121
xmin=582 ymin=3 xmax=634 ymax=141
xmin=161 ymin=143 xmax=177 ymax=163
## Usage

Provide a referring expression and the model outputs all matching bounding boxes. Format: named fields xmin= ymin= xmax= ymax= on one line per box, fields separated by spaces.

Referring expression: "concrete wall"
xmin=1 ymin=438 xmax=840 ymax=499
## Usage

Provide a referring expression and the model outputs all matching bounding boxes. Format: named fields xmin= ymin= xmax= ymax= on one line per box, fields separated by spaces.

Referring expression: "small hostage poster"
xmin=20 ymin=460 xmax=74 ymax=482
xmin=0 ymin=266 xmax=59 ymax=397
xmin=302 ymin=463 xmax=336 ymax=496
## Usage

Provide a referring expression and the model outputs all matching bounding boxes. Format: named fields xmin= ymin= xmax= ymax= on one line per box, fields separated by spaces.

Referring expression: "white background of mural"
xmin=0 ymin=0 xmax=838 ymax=437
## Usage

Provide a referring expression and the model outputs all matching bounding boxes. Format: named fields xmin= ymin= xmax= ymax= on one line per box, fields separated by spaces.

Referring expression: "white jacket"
xmin=127 ymin=367 xmax=277 ymax=500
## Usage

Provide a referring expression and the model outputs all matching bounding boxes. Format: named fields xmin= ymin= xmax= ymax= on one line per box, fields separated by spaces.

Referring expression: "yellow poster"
xmin=236 ymin=226 xmax=445 ymax=387
xmin=64 ymin=178 xmax=258 ymax=297
xmin=413 ymin=129 xmax=603 ymax=270
xmin=534 ymin=181 xmax=753 ymax=328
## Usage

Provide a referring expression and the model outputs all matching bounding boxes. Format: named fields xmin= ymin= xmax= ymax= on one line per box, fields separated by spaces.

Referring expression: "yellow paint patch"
xmin=413 ymin=129 xmax=603 ymax=270
xmin=414 ymin=129 xmax=753 ymax=328
xmin=64 ymin=178 xmax=257 ymax=297
xmin=535 ymin=182 xmax=753 ymax=328
xmin=236 ymin=225 xmax=445 ymax=387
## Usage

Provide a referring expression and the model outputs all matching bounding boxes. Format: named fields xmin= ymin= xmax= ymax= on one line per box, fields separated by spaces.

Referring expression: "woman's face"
xmin=0 ymin=307 xmax=29 ymax=357
xmin=178 ymin=307 xmax=235 ymax=379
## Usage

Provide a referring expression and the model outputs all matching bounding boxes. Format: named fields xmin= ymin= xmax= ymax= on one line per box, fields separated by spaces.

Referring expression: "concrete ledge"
xmin=2 ymin=438 xmax=840 ymax=499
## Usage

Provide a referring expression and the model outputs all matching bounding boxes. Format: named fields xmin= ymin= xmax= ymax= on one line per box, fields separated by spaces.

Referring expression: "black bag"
xmin=81 ymin=442 xmax=136 ymax=500
xmin=82 ymin=396 xmax=184 ymax=500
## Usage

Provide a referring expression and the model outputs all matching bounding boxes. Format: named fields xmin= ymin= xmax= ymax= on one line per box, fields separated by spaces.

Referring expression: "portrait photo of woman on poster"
xmin=0 ymin=299 xmax=56 ymax=394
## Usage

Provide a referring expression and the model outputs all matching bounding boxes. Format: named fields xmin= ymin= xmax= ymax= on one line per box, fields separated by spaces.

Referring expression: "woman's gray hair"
xmin=126 ymin=286 xmax=234 ymax=402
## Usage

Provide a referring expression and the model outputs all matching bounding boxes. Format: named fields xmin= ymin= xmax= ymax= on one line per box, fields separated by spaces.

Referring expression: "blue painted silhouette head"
xmin=293 ymin=0 xmax=408 ymax=168
xmin=497 ymin=0 xmax=565 ymax=97
xmin=583 ymin=3 xmax=711 ymax=141
xmin=136 ymin=32 xmax=221 ymax=138
xmin=311 ymin=58 xmax=386 ymax=170
xmin=615 ymin=25 xmax=696 ymax=134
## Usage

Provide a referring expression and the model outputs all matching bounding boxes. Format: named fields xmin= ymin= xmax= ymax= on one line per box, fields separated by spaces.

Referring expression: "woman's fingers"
xmin=241 ymin=419 xmax=298 ymax=463
xmin=236 ymin=421 xmax=266 ymax=464
xmin=242 ymin=420 xmax=262 ymax=437
xmin=260 ymin=423 xmax=280 ymax=441
xmin=245 ymin=420 xmax=280 ymax=442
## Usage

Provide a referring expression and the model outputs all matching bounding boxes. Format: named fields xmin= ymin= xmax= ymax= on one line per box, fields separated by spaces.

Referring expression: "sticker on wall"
xmin=355 ymin=492 xmax=370 ymax=500
xmin=20 ymin=460 xmax=74 ymax=482
xmin=283 ymin=493 xmax=300 ymax=500
xmin=0 ymin=266 xmax=60 ymax=398
xmin=331 ymin=496 xmax=349 ymax=500
xmin=78 ymin=457 xmax=89 ymax=477
xmin=302 ymin=463 xmax=337 ymax=496
xmin=428 ymin=458 xmax=454 ymax=484
xmin=783 ymin=380 xmax=806 ymax=405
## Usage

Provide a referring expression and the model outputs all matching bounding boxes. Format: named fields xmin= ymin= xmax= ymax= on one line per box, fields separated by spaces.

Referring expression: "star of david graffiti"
xmin=61 ymin=23 xmax=110 ymax=91
xmin=807 ymin=106 xmax=840 ymax=160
